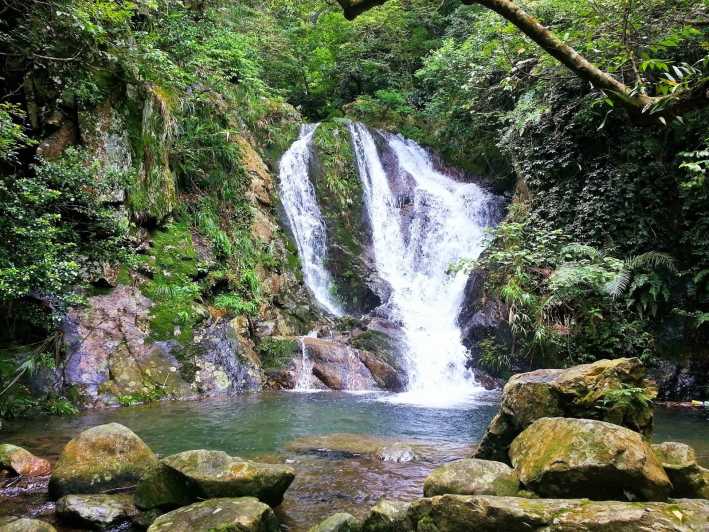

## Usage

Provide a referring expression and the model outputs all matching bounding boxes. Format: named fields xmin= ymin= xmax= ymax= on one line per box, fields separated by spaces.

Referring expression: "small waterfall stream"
xmin=279 ymin=124 xmax=343 ymax=316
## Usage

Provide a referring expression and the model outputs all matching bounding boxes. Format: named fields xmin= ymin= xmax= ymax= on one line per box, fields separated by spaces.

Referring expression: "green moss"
xmin=256 ymin=338 xmax=299 ymax=370
xmin=140 ymin=222 xmax=201 ymax=345
xmin=351 ymin=330 xmax=401 ymax=370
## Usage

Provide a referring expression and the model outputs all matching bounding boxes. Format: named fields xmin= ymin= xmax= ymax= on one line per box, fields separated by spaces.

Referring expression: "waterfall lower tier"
xmin=279 ymin=121 xmax=501 ymax=407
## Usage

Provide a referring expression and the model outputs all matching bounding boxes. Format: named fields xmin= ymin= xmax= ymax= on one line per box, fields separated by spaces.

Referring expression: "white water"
xmin=349 ymin=123 xmax=496 ymax=407
xmin=279 ymin=124 xmax=343 ymax=316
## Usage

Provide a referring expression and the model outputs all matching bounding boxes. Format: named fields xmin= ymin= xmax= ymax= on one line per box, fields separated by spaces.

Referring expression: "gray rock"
xmin=0 ymin=517 xmax=57 ymax=532
xmin=423 ymin=459 xmax=518 ymax=497
xmin=361 ymin=500 xmax=410 ymax=532
xmin=308 ymin=513 xmax=360 ymax=532
xmin=147 ymin=497 xmax=279 ymax=532
xmin=652 ymin=441 xmax=709 ymax=498
xmin=56 ymin=494 xmax=138 ymax=527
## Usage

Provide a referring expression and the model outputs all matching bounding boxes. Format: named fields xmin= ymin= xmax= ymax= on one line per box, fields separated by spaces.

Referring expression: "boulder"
xmin=509 ymin=417 xmax=671 ymax=501
xmin=361 ymin=500 xmax=410 ymax=532
xmin=147 ymin=497 xmax=279 ymax=532
xmin=405 ymin=495 xmax=709 ymax=532
xmin=0 ymin=444 xmax=51 ymax=476
xmin=0 ymin=517 xmax=57 ymax=532
xmin=135 ymin=449 xmax=294 ymax=509
xmin=652 ymin=442 xmax=709 ymax=498
xmin=56 ymin=494 xmax=138 ymax=528
xmin=423 ymin=459 xmax=518 ymax=497
xmin=48 ymin=423 xmax=159 ymax=499
xmin=309 ymin=513 xmax=360 ymax=532
xmin=375 ymin=443 xmax=417 ymax=463
xmin=474 ymin=357 xmax=656 ymax=462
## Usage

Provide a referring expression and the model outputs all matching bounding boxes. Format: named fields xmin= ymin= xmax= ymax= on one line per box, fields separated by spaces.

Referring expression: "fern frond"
xmin=560 ymin=243 xmax=603 ymax=260
xmin=605 ymin=270 xmax=631 ymax=298
xmin=627 ymin=251 xmax=677 ymax=273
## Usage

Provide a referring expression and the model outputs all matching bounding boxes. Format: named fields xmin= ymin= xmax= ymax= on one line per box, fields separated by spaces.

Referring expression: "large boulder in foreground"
xmin=510 ymin=417 xmax=671 ymax=501
xmin=423 ymin=459 xmax=518 ymax=497
xmin=652 ymin=442 xmax=709 ymax=499
xmin=56 ymin=494 xmax=138 ymax=528
xmin=474 ymin=357 xmax=655 ymax=462
xmin=361 ymin=500 xmax=410 ymax=532
xmin=135 ymin=449 xmax=294 ymax=509
xmin=0 ymin=517 xmax=57 ymax=532
xmin=147 ymin=497 xmax=279 ymax=532
xmin=405 ymin=495 xmax=709 ymax=532
xmin=48 ymin=423 xmax=158 ymax=499
xmin=0 ymin=444 xmax=51 ymax=477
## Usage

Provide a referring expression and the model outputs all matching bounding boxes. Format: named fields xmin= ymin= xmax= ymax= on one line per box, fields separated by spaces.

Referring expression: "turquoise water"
xmin=1 ymin=392 xmax=708 ymax=530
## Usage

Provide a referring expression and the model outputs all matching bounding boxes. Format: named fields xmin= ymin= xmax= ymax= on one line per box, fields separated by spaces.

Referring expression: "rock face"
xmin=404 ymin=495 xmax=709 ymax=532
xmin=309 ymin=513 xmax=360 ymax=532
xmin=509 ymin=417 xmax=671 ymax=501
xmin=135 ymin=449 xmax=294 ymax=509
xmin=652 ymin=442 xmax=709 ymax=498
xmin=0 ymin=517 xmax=57 ymax=532
xmin=474 ymin=357 xmax=655 ymax=462
xmin=63 ymin=285 xmax=195 ymax=406
xmin=49 ymin=423 xmax=159 ymax=499
xmin=0 ymin=444 xmax=51 ymax=477
xmin=147 ymin=497 xmax=279 ymax=532
xmin=423 ymin=459 xmax=518 ymax=498
xmin=56 ymin=494 xmax=138 ymax=527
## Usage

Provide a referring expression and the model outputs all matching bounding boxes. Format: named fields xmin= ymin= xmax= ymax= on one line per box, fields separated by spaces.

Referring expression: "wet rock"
xmin=375 ymin=443 xmax=417 ymax=463
xmin=510 ymin=417 xmax=671 ymax=501
xmin=0 ymin=517 xmax=57 ymax=532
xmin=308 ymin=513 xmax=360 ymax=532
xmin=63 ymin=286 xmax=194 ymax=406
xmin=652 ymin=442 xmax=709 ymax=498
xmin=48 ymin=423 xmax=159 ymax=499
xmin=423 ymin=459 xmax=518 ymax=497
xmin=147 ymin=497 xmax=279 ymax=532
xmin=0 ymin=444 xmax=51 ymax=477
xmin=406 ymin=495 xmax=709 ymax=531
xmin=361 ymin=499 xmax=410 ymax=532
xmin=36 ymin=120 xmax=78 ymax=160
xmin=135 ymin=449 xmax=294 ymax=509
xmin=474 ymin=357 xmax=655 ymax=462
xmin=56 ymin=494 xmax=138 ymax=528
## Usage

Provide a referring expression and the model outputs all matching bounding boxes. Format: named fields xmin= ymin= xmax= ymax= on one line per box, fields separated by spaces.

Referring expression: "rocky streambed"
xmin=1 ymin=358 xmax=709 ymax=531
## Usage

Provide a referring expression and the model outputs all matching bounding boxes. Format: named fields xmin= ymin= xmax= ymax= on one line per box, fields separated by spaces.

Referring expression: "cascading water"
xmin=279 ymin=124 xmax=343 ymax=316
xmin=349 ymin=123 xmax=498 ymax=407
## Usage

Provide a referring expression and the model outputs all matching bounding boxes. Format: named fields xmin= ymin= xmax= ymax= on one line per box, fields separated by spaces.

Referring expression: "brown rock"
xmin=0 ymin=444 xmax=51 ymax=477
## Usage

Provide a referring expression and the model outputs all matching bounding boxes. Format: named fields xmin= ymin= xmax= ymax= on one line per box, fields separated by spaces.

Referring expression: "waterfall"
xmin=279 ymin=124 xmax=343 ymax=316
xmin=349 ymin=123 xmax=497 ymax=407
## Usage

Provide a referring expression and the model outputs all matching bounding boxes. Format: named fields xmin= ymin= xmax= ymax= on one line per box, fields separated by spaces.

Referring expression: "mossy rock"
xmin=361 ymin=500 xmax=410 ymax=532
xmin=423 ymin=459 xmax=519 ymax=497
xmin=135 ymin=449 xmax=295 ymax=509
xmin=652 ymin=442 xmax=709 ymax=498
xmin=0 ymin=444 xmax=51 ymax=477
xmin=48 ymin=423 xmax=159 ymax=499
xmin=510 ymin=417 xmax=671 ymax=501
xmin=56 ymin=494 xmax=138 ymax=528
xmin=308 ymin=513 xmax=361 ymax=532
xmin=147 ymin=497 xmax=279 ymax=532
xmin=0 ymin=517 xmax=57 ymax=532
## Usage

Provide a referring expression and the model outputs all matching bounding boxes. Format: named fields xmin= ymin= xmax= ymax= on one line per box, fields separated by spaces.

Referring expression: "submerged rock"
xmin=56 ymin=494 xmax=138 ymax=528
xmin=474 ymin=357 xmax=655 ymax=462
xmin=0 ymin=444 xmax=51 ymax=477
xmin=309 ymin=513 xmax=360 ymax=532
xmin=375 ymin=443 xmax=417 ymax=463
xmin=405 ymin=495 xmax=709 ymax=532
xmin=0 ymin=517 xmax=57 ymax=532
xmin=48 ymin=423 xmax=159 ymax=499
xmin=287 ymin=433 xmax=431 ymax=461
xmin=135 ymin=449 xmax=294 ymax=509
xmin=653 ymin=441 xmax=709 ymax=498
xmin=361 ymin=499 xmax=410 ymax=532
xmin=509 ymin=417 xmax=671 ymax=501
xmin=147 ymin=497 xmax=279 ymax=532
xmin=423 ymin=459 xmax=518 ymax=497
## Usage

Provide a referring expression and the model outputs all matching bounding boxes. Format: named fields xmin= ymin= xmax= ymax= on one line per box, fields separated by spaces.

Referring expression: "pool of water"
xmin=1 ymin=392 xmax=708 ymax=531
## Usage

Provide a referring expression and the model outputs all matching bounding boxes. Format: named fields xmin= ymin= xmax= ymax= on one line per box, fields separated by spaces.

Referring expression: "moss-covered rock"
xmin=652 ymin=442 xmax=709 ymax=499
xmin=135 ymin=449 xmax=294 ymax=509
xmin=56 ymin=494 xmax=138 ymax=528
xmin=423 ymin=459 xmax=519 ymax=497
xmin=147 ymin=497 xmax=279 ymax=532
xmin=308 ymin=513 xmax=361 ymax=532
xmin=361 ymin=499 xmax=410 ymax=532
xmin=0 ymin=444 xmax=51 ymax=477
xmin=509 ymin=417 xmax=671 ymax=501
xmin=405 ymin=495 xmax=709 ymax=532
xmin=475 ymin=357 xmax=656 ymax=462
xmin=48 ymin=423 xmax=159 ymax=499
xmin=0 ymin=517 xmax=57 ymax=532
